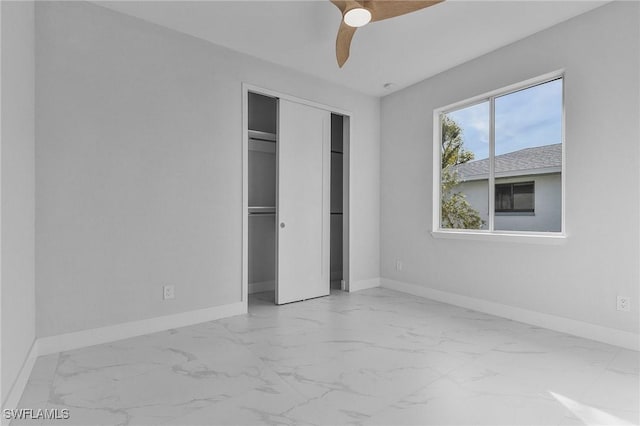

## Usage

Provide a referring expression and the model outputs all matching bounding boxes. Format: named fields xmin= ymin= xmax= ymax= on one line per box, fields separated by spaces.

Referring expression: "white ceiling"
xmin=95 ymin=1 xmax=611 ymax=97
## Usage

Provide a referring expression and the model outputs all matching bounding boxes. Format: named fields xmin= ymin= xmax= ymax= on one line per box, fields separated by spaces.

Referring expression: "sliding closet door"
xmin=276 ymin=100 xmax=331 ymax=305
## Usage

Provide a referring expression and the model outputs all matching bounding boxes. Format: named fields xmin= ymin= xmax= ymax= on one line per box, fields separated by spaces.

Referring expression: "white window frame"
xmin=431 ymin=71 xmax=566 ymax=244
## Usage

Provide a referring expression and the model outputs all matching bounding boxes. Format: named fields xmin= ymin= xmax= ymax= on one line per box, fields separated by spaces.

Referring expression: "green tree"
xmin=440 ymin=116 xmax=484 ymax=229
xmin=441 ymin=116 xmax=474 ymax=169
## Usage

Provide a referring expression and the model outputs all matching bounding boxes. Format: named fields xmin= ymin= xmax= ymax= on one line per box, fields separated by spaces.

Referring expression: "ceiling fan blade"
xmin=366 ymin=0 xmax=444 ymax=22
xmin=331 ymin=0 xmax=365 ymax=14
xmin=330 ymin=0 xmax=349 ymax=13
xmin=336 ymin=20 xmax=357 ymax=67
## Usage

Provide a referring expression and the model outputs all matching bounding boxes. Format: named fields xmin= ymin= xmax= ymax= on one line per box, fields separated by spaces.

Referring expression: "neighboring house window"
xmin=495 ymin=182 xmax=534 ymax=213
xmin=434 ymin=74 xmax=563 ymax=234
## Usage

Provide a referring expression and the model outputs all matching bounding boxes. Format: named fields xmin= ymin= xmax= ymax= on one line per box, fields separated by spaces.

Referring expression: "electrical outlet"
xmin=395 ymin=259 xmax=403 ymax=271
xmin=163 ymin=285 xmax=175 ymax=300
xmin=617 ymin=296 xmax=630 ymax=312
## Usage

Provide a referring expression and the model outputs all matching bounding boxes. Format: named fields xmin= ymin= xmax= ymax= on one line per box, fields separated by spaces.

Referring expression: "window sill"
xmin=431 ymin=230 xmax=567 ymax=245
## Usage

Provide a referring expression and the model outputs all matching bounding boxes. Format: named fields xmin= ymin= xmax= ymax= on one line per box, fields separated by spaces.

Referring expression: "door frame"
xmin=241 ymin=83 xmax=352 ymax=306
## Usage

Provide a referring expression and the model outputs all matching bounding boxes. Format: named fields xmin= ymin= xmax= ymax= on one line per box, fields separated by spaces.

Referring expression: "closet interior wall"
xmin=247 ymin=92 xmax=277 ymax=295
xmin=330 ymin=114 xmax=344 ymax=289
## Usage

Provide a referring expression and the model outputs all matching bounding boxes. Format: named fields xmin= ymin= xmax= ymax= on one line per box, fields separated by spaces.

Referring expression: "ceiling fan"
xmin=330 ymin=0 xmax=444 ymax=67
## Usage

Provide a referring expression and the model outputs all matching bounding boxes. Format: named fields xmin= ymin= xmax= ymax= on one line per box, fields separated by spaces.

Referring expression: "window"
xmin=495 ymin=182 xmax=534 ymax=213
xmin=434 ymin=74 xmax=563 ymax=236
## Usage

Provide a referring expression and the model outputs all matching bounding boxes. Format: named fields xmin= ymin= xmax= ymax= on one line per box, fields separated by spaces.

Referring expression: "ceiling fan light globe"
xmin=344 ymin=7 xmax=371 ymax=28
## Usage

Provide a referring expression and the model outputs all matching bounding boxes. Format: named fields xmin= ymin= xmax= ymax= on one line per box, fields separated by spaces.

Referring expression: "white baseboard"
xmin=37 ymin=301 xmax=247 ymax=356
xmin=381 ymin=278 xmax=639 ymax=351
xmin=248 ymin=280 xmax=275 ymax=294
xmin=348 ymin=277 xmax=381 ymax=292
xmin=1 ymin=340 xmax=38 ymax=425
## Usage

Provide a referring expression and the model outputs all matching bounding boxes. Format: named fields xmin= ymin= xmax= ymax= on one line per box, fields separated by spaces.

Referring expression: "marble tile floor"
xmin=13 ymin=288 xmax=639 ymax=426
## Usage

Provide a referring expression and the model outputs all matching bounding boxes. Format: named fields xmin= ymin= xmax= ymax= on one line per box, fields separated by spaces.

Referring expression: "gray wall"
xmin=1 ymin=1 xmax=36 ymax=407
xmin=35 ymin=2 xmax=380 ymax=337
xmin=494 ymin=174 xmax=561 ymax=232
xmin=381 ymin=2 xmax=639 ymax=333
xmin=459 ymin=173 xmax=562 ymax=232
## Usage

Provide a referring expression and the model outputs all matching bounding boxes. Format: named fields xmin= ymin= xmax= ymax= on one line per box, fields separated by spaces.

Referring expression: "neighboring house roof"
xmin=451 ymin=143 xmax=562 ymax=181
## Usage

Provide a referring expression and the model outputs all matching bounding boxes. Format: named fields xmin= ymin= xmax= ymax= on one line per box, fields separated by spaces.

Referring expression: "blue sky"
xmin=446 ymin=78 xmax=562 ymax=159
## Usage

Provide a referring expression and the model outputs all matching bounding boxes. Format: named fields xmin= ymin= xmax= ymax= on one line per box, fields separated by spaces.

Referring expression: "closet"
xmin=247 ymin=90 xmax=348 ymax=305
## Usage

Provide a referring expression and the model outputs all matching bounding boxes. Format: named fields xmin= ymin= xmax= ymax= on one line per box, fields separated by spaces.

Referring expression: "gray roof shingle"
xmin=450 ymin=143 xmax=562 ymax=181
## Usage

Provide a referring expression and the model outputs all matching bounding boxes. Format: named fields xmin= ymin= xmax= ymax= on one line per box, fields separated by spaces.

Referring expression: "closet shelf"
xmin=248 ymin=129 xmax=276 ymax=142
xmin=249 ymin=206 xmax=276 ymax=215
